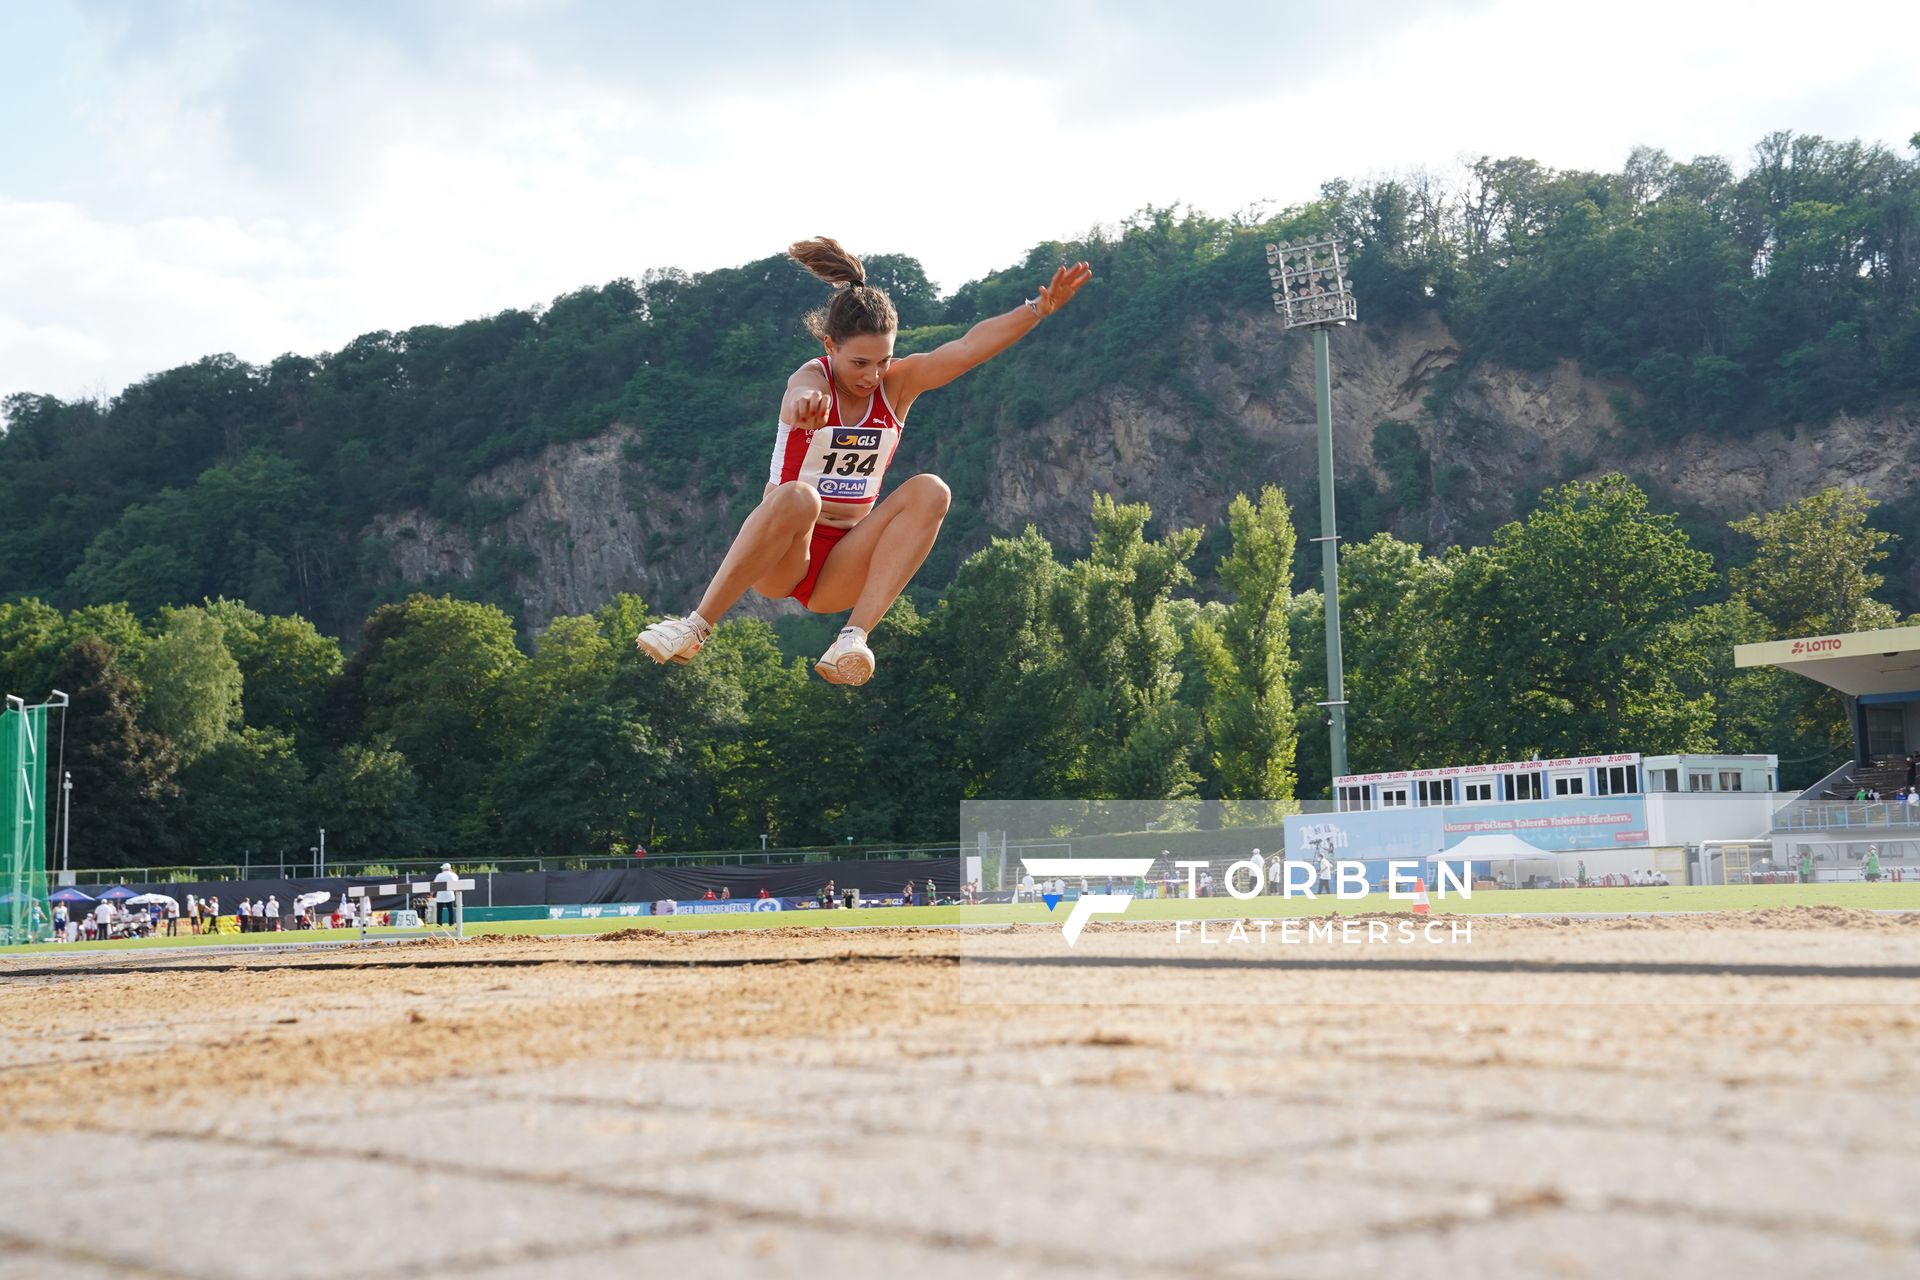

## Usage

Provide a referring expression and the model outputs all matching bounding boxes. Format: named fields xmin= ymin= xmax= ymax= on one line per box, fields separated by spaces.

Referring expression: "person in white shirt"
xmin=263 ymin=896 xmax=279 ymax=931
xmin=1019 ymin=872 xmax=1035 ymax=903
xmin=432 ymin=864 xmax=459 ymax=926
xmin=94 ymin=901 xmax=113 ymax=940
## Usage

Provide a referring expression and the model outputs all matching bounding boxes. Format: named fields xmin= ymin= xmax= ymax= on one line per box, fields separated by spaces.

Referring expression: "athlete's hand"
xmin=1035 ymin=260 xmax=1093 ymax=317
xmin=791 ymin=389 xmax=830 ymax=431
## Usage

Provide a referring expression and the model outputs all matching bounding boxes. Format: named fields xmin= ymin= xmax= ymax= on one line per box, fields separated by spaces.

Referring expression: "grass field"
xmin=12 ymin=881 xmax=1918 ymax=952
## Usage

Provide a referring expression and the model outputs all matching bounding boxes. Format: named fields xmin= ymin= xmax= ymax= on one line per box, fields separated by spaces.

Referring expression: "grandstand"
xmin=1288 ymin=750 xmax=1787 ymax=887
xmin=1738 ymin=624 xmax=1920 ymax=880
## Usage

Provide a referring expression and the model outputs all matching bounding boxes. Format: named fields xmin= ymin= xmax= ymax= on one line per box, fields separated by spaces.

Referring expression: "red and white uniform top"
xmin=767 ymin=356 xmax=904 ymax=512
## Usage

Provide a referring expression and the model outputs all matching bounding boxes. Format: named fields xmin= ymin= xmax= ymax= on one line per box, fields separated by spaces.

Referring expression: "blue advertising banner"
xmin=1439 ymin=796 xmax=1649 ymax=852
xmin=1282 ymin=809 xmax=1445 ymax=861
xmin=1284 ymin=794 xmax=1651 ymax=861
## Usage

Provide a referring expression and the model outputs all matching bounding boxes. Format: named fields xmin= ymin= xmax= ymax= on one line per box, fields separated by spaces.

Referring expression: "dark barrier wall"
xmin=107 ymin=858 xmax=962 ymax=916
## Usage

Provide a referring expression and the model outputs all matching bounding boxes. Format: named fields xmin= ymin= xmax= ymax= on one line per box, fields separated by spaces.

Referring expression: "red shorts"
xmin=787 ymin=522 xmax=849 ymax=608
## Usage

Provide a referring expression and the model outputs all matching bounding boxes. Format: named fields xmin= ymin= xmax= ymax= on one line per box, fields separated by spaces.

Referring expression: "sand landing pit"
xmin=2 ymin=911 xmax=1917 ymax=1277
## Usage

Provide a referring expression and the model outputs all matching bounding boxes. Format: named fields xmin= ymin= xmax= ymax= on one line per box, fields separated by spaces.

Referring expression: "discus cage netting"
xmin=2 ymin=698 xmax=52 ymax=944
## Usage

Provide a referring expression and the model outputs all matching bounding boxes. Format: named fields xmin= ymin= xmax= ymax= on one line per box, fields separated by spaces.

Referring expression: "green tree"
xmin=1447 ymin=475 xmax=1716 ymax=757
xmin=338 ymin=595 xmax=529 ymax=849
xmin=138 ymin=607 xmax=244 ymax=765
xmin=182 ymin=727 xmax=311 ymax=862
xmin=1728 ymin=487 xmax=1899 ymax=638
xmin=54 ymin=636 xmax=181 ymax=867
xmin=924 ymin=529 xmax=1077 ymax=800
xmin=200 ymin=599 xmax=344 ymax=747
xmin=1054 ymin=495 xmax=1203 ymax=798
xmin=312 ymin=740 xmax=431 ymax=859
xmin=1188 ymin=486 xmax=1298 ymax=803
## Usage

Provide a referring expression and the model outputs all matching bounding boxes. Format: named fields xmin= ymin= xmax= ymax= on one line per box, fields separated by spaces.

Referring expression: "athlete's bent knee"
xmin=907 ymin=473 xmax=952 ymax=515
xmin=769 ymin=480 xmax=823 ymax=525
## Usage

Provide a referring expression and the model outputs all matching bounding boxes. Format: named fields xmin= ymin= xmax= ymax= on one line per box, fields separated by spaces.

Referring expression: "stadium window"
xmin=1338 ymin=785 xmax=1371 ymax=812
xmin=1718 ymin=770 xmax=1743 ymax=791
xmin=1464 ymin=780 xmax=1495 ymax=803
xmin=1596 ymin=765 xmax=1639 ymax=796
xmin=1647 ymin=768 xmax=1677 ymax=792
xmin=1504 ymin=771 xmax=1544 ymax=801
xmin=1553 ymin=774 xmax=1585 ymax=797
xmin=1688 ymin=772 xmax=1714 ymax=792
xmin=1417 ymin=779 xmax=1455 ymax=807
xmin=1379 ymin=786 xmax=1410 ymax=808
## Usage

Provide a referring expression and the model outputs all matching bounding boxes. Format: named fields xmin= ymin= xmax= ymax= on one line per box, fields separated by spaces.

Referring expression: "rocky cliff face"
xmin=369 ymin=313 xmax=1920 ymax=628
xmin=372 ymin=426 xmax=742 ymax=630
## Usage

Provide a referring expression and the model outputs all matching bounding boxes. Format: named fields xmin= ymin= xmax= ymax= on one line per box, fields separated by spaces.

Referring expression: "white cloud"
xmin=3 ymin=0 xmax=1918 ymax=405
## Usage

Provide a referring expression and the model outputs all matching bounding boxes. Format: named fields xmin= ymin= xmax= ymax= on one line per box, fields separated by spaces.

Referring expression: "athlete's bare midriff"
xmin=763 ymin=481 xmax=874 ymax=531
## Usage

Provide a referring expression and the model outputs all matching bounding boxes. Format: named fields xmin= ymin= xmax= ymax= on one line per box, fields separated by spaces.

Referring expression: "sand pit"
xmin=2 ymin=911 xmax=1917 ymax=1277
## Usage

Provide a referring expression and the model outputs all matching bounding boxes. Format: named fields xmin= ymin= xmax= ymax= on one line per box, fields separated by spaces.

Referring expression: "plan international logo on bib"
xmin=818 ymin=476 xmax=869 ymax=499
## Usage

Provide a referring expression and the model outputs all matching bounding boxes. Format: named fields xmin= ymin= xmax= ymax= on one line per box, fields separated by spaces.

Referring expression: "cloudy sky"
xmin=3 ymin=0 xmax=1917 ymax=406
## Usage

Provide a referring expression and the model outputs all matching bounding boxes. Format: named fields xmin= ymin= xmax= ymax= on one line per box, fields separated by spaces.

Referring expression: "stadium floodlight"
xmin=1263 ymin=238 xmax=1357 ymax=783
xmin=1266 ymin=239 xmax=1358 ymax=330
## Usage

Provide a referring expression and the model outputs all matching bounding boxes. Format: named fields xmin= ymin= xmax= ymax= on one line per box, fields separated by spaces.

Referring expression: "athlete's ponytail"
xmin=790 ymin=236 xmax=898 ymax=343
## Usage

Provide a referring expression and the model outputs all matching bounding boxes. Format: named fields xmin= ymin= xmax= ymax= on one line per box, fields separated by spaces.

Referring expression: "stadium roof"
xmin=1734 ymin=625 xmax=1920 ymax=698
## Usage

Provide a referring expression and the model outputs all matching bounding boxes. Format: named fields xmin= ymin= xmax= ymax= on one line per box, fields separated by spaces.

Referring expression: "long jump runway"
xmin=2 ymin=910 xmax=1917 ymax=1278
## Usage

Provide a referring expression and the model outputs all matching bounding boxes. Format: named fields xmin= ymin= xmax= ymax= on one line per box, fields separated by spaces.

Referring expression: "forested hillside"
xmin=2 ymin=130 xmax=1917 ymax=867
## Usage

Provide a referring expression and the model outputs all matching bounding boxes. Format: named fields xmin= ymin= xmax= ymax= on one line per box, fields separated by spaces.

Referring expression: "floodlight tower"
xmin=1264 ymin=239 xmax=1358 ymax=784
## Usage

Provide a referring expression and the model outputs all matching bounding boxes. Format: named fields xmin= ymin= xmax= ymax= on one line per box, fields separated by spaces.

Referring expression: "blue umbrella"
xmin=97 ymin=884 xmax=138 ymax=901
xmin=49 ymin=886 xmax=97 ymax=904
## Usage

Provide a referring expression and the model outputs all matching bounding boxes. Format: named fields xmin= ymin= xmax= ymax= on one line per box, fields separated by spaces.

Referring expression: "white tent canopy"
xmin=1444 ymin=833 xmax=1552 ymax=861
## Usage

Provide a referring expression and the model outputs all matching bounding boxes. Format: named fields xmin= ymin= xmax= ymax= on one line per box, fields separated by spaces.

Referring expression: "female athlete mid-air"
xmin=637 ymin=237 xmax=1092 ymax=685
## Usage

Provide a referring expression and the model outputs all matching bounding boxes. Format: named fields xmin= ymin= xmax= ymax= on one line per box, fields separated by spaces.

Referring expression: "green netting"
xmin=1 ymin=702 xmax=51 ymax=944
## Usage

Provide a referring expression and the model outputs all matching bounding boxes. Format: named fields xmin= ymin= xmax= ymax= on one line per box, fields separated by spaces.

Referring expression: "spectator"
xmin=1316 ymin=850 xmax=1333 ymax=896
xmin=165 ymin=897 xmax=180 ymax=937
xmin=237 ymin=897 xmax=251 ymax=933
xmin=185 ymin=894 xmax=198 ymax=934
xmin=1018 ymin=870 xmax=1035 ymax=903
xmin=824 ymin=879 xmax=838 ymax=908
xmin=903 ymin=880 xmax=916 ymax=906
xmin=757 ymin=887 xmax=770 ymax=899
xmin=925 ymin=877 xmax=937 ymax=907
xmin=1577 ymin=859 xmax=1587 ymax=887
xmin=719 ymin=885 xmax=732 ymax=901
xmin=1200 ymin=868 xmax=1213 ymax=898
xmin=264 ymin=895 xmax=280 ymax=931
xmin=1249 ymin=848 xmax=1265 ymax=895
xmin=702 ymin=888 xmax=717 ymax=901
xmin=53 ymin=901 xmax=68 ymax=941
xmin=205 ymin=895 xmax=219 ymax=934
xmin=432 ymin=863 xmax=459 ymax=926
xmin=1799 ymin=850 xmax=1815 ymax=883
xmin=1865 ymin=846 xmax=1883 ymax=883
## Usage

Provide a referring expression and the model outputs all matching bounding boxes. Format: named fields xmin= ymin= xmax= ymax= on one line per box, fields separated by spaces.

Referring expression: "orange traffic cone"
xmin=1411 ymin=877 xmax=1431 ymax=916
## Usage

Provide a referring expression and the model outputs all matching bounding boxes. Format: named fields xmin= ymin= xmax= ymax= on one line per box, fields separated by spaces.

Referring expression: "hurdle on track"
xmin=345 ymin=878 xmax=476 ymax=940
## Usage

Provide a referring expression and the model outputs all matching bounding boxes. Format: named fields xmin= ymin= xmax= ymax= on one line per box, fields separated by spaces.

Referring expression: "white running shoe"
xmin=814 ymin=625 xmax=875 ymax=686
xmin=636 ymin=613 xmax=710 ymax=666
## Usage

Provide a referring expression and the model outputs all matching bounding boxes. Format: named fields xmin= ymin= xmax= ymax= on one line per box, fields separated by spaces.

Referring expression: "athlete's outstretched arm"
xmin=890 ymin=260 xmax=1092 ymax=405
